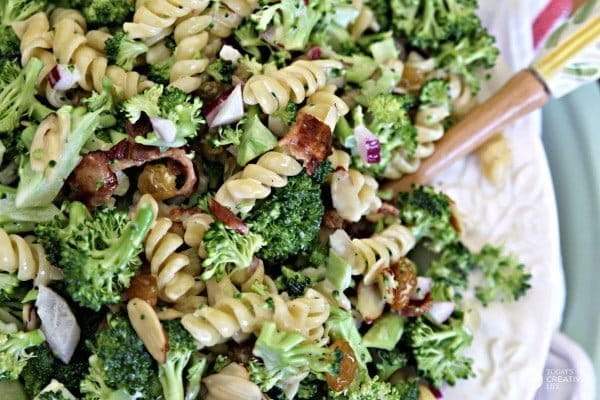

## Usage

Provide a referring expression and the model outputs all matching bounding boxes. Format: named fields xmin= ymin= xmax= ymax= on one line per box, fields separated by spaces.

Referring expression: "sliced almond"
xmin=203 ymin=362 xmax=262 ymax=400
xmin=418 ymin=385 xmax=437 ymax=400
xmin=127 ymin=298 xmax=167 ymax=363
xmin=357 ymin=281 xmax=385 ymax=323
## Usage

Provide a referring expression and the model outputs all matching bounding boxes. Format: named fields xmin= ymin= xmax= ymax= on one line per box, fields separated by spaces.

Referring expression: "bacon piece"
xmin=124 ymin=113 xmax=153 ymax=138
xmin=401 ymin=293 xmax=434 ymax=317
xmin=69 ymin=141 xmax=197 ymax=207
xmin=68 ymin=151 xmax=118 ymax=207
xmin=323 ymin=209 xmax=344 ymax=230
xmin=209 ymin=199 xmax=249 ymax=234
xmin=279 ymin=113 xmax=332 ymax=174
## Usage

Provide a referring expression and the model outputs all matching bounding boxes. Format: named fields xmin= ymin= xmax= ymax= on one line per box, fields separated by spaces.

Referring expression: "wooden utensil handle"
xmin=384 ymin=69 xmax=550 ymax=193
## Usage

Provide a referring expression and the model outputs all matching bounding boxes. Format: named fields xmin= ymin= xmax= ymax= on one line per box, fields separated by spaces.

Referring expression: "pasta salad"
xmin=0 ymin=0 xmax=531 ymax=399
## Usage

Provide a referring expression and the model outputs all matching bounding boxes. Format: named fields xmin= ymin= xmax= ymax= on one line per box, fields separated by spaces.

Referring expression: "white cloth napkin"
xmin=477 ymin=2 xmax=596 ymax=400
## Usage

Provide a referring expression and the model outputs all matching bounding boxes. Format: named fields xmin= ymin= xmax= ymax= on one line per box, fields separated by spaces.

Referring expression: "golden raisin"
xmin=326 ymin=340 xmax=357 ymax=392
xmin=137 ymin=164 xmax=178 ymax=200
xmin=390 ymin=258 xmax=418 ymax=312
xmin=125 ymin=274 xmax=158 ymax=307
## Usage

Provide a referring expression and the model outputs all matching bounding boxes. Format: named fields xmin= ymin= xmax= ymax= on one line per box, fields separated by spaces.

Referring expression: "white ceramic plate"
xmin=430 ymin=20 xmax=566 ymax=399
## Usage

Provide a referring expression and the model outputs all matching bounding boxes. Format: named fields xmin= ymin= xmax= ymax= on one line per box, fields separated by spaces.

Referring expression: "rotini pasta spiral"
xmin=49 ymin=9 xmax=152 ymax=100
xmin=214 ymin=151 xmax=303 ymax=214
xmin=273 ymin=288 xmax=330 ymax=341
xmin=230 ymin=261 xmax=278 ymax=294
xmin=169 ymin=14 xmax=212 ymax=92
xmin=181 ymin=291 xmax=271 ymax=347
xmin=182 ymin=211 xmax=214 ymax=258
xmin=29 ymin=112 xmax=70 ymax=181
xmin=243 ymin=60 xmax=343 ymax=114
xmin=144 ymin=217 xmax=197 ymax=303
xmin=138 ymin=194 xmax=198 ymax=303
xmin=181 ymin=288 xmax=329 ymax=348
xmin=448 ymin=73 xmax=477 ymax=118
xmin=330 ymin=224 xmax=416 ymax=285
xmin=202 ymin=0 xmax=260 ymax=39
xmin=203 ymin=362 xmax=262 ymax=400
xmin=124 ymin=0 xmax=209 ymax=45
xmin=299 ymin=85 xmax=350 ymax=131
xmin=0 ymin=229 xmax=62 ymax=287
xmin=12 ymin=12 xmax=56 ymax=88
xmin=330 ymin=168 xmax=381 ymax=223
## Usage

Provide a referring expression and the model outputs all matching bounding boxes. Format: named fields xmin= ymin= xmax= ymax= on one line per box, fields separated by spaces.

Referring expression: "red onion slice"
xmin=208 ymin=84 xmax=244 ymax=128
xmin=354 ymin=125 xmax=381 ymax=164
xmin=150 ymin=117 xmax=177 ymax=143
xmin=205 ymin=86 xmax=235 ymax=126
xmin=427 ymin=301 xmax=455 ymax=325
xmin=307 ymin=46 xmax=322 ymax=60
xmin=48 ymin=64 xmax=80 ymax=91
xmin=411 ymin=276 xmax=432 ymax=300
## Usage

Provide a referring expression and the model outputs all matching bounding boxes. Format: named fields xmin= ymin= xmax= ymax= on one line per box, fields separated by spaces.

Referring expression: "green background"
xmin=542 ymin=82 xmax=599 ymax=398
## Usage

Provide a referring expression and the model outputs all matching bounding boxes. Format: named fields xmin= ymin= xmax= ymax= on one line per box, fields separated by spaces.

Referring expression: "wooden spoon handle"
xmin=383 ymin=69 xmax=550 ymax=193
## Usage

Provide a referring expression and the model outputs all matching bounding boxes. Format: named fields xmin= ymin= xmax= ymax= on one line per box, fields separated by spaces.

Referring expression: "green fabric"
xmin=541 ymin=82 xmax=600 ymax=397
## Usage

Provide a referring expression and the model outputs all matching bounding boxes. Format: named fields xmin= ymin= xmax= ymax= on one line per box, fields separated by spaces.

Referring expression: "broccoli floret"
xmin=104 ymin=31 xmax=147 ymax=71
xmin=54 ymin=357 xmax=90 ymax=397
xmin=392 ymin=378 xmax=420 ymax=400
xmin=338 ymin=94 xmax=417 ymax=177
xmin=270 ymin=101 xmax=297 ymax=126
xmin=0 ymin=26 xmax=20 ymax=61
xmin=406 ymin=317 xmax=473 ymax=387
xmin=79 ymin=0 xmax=133 ymax=27
xmin=344 ymin=376 xmax=404 ymax=400
xmin=275 ymin=267 xmax=314 ymax=298
xmin=397 ymin=185 xmax=459 ymax=251
xmin=391 ymin=0 xmax=478 ymax=50
xmin=122 ymin=85 xmax=204 ymax=149
xmin=206 ymin=59 xmax=235 ymax=84
xmin=201 ymin=221 xmax=265 ymax=280
xmin=148 ymin=59 xmax=173 ymax=85
xmin=0 ymin=58 xmax=52 ymax=134
xmin=35 ymin=202 xmax=155 ymax=310
xmin=81 ymin=315 xmax=159 ymax=399
xmin=158 ymin=320 xmax=196 ymax=400
xmin=34 ymin=380 xmax=77 ymax=400
xmin=474 ymin=244 xmax=531 ymax=306
xmin=369 ymin=348 xmax=407 ymax=380
xmin=0 ymin=273 xmax=19 ymax=301
xmin=245 ymin=166 xmax=327 ymax=263
xmin=158 ymin=87 xmax=188 ymax=110
xmin=252 ymin=321 xmax=340 ymax=391
xmin=419 ymin=78 xmax=451 ymax=109
xmin=435 ymin=29 xmax=499 ymax=92
xmin=250 ymin=0 xmax=323 ymax=51
xmin=0 ymin=329 xmax=45 ymax=380
xmin=366 ymin=0 xmax=391 ymax=30
xmin=0 ymin=0 xmax=48 ymax=26
xmin=428 ymin=242 xmax=474 ymax=301
xmin=211 ymin=353 xmax=232 ymax=373
xmin=184 ymin=353 xmax=208 ymax=400
xmin=296 ymin=373 xmax=328 ymax=399
xmin=21 ymin=343 xmax=55 ymax=397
